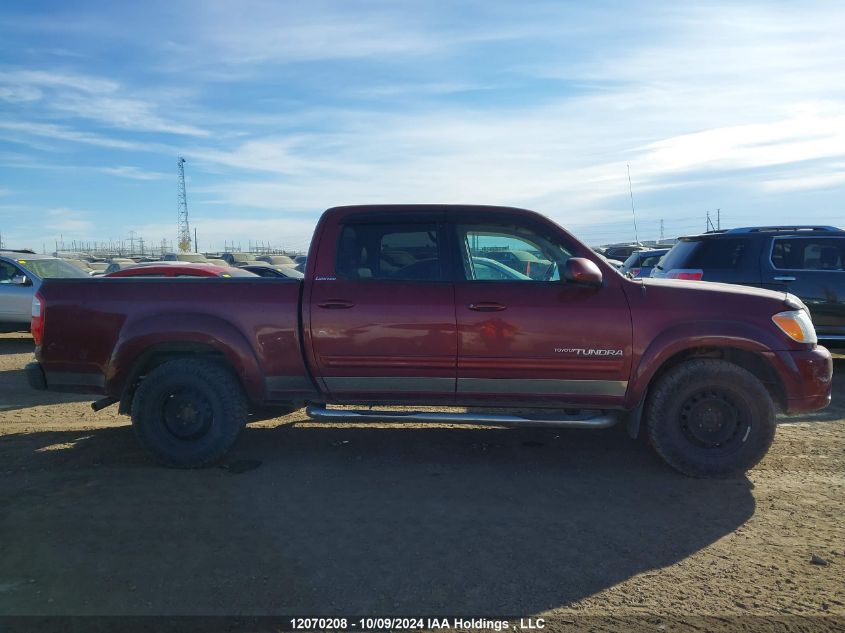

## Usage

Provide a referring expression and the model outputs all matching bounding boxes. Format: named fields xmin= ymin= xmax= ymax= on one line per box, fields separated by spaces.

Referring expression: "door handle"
xmin=317 ymin=300 xmax=355 ymax=309
xmin=468 ymin=302 xmax=507 ymax=312
xmin=773 ymin=276 xmax=796 ymax=282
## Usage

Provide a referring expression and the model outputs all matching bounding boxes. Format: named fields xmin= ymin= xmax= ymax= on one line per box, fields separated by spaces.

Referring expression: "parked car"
xmin=105 ymin=263 xmax=257 ymax=278
xmin=103 ymin=258 xmax=137 ymax=275
xmin=27 ymin=205 xmax=832 ymax=477
xmin=652 ymin=226 xmax=845 ymax=344
xmin=603 ymin=244 xmax=647 ymax=261
xmin=162 ymin=253 xmax=209 ymax=263
xmin=472 ymin=257 xmax=533 ymax=280
xmin=620 ymin=248 xmax=670 ymax=278
xmin=205 ymin=258 xmax=230 ymax=267
xmin=240 ymin=264 xmax=304 ymax=279
xmin=62 ymin=258 xmax=96 ymax=275
xmin=0 ymin=252 xmax=89 ymax=331
xmin=220 ymin=252 xmax=257 ymax=266
xmin=481 ymin=249 xmax=552 ymax=279
xmin=257 ymin=255 xmax=297 ymax=267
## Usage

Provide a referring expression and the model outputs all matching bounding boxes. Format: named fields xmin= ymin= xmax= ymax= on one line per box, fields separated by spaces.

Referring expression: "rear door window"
xmin=336 ymin=223 xmax=443 ymax=281
xmin=771 ymin=238 xmax=845 ymax=271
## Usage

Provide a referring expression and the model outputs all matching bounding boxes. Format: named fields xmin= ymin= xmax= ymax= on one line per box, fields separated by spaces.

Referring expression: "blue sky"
xmin=1 ymin=0 xmax=844 ymax=253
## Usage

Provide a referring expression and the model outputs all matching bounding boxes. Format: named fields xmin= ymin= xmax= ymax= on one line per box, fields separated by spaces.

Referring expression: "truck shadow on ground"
xmin=0 ymin=334 xmax=33 ymax=356
xmin=0 ymin=422 xmax=755 ymax=616
xmin=0 ymin=368 xmax=91 ymax=411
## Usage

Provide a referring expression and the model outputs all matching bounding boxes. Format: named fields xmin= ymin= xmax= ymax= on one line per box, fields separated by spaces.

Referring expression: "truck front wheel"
xmin=645 ymin=359 xmax=776 ymax=478
xmin=131 ymin=359 xmax=248 ymax=468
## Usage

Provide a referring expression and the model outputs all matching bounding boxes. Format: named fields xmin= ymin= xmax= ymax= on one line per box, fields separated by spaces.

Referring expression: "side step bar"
xmin=305 ymin=406 xmax=619 ymax=429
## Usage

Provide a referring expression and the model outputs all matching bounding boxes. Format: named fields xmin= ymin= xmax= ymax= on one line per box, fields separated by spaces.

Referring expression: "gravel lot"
xmin=0 ymin=332 xmax=842 ymax=631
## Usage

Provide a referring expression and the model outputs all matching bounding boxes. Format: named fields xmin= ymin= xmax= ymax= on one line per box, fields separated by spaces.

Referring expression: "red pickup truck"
xmin=26 ymin=205 xmax=833 ymax=476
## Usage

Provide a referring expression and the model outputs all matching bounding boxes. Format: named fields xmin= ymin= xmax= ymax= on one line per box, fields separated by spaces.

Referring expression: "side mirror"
xmin=11 ymin=274 xmax=32 ymax=286
xmin=564 ymin=258 xmax=603 ymax=286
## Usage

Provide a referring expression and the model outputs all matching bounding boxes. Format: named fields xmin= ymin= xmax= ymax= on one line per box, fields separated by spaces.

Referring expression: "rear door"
xmin=765 ymin=236 xmax=845 ymax=338
xmin=451 ymin=218 xmax=633 ymax=407
xmin=308 ymin=218 xmax=457 ymax=403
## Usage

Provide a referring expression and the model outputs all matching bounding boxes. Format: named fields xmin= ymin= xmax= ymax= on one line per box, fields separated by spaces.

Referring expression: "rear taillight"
xmin=31 ymin=293 xmax=45 ymax=347
xmin=666 ymin=269 xmax=703 ymax=281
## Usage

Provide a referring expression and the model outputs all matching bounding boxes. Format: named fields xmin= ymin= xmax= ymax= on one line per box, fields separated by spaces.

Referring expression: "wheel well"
xmin=118 ymin=344 xmax=234 ymax=415
xmin=648 ymin=346 xmax=787 ymax=411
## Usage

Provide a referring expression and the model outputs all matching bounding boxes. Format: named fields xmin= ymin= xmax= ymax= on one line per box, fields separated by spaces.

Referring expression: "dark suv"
xmin=652 ymin=226 xmax=845 ymax=345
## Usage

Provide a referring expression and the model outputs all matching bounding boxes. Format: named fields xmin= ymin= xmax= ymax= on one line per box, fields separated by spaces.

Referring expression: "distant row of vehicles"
xmin=0 ymin=250 xmax=307 ymax=331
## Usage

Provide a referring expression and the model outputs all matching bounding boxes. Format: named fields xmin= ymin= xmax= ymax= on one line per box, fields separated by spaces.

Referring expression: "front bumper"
xmin=766 ymin=346 xmax=834 ymax=414
xmin=26 ymin=362 xmax=47 ymax=391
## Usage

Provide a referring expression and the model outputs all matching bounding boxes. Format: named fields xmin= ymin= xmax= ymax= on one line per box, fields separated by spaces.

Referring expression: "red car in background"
xmin=105 ymin=262 xmax=257 ymax=278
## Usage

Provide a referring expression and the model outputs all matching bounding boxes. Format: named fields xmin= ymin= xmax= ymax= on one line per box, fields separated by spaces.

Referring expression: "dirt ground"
xmin=0 ymin=332 xmax=843 ymax=631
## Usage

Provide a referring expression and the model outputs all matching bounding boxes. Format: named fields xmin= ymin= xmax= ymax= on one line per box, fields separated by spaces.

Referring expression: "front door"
xmin=308 ymin=218 xmax=457 ymax=403
xmin=451 ymin=219 xmax=633 ymax=408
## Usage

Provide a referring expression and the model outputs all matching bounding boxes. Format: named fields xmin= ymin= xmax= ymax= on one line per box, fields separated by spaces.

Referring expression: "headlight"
xmin=772 ymin=309 xmax=817 ymax=344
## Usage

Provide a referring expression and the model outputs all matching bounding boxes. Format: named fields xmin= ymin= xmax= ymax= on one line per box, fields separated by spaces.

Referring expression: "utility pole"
xmin=194 ymin=228 xmax=198 ymax=253
xmin=717 ymin=208 xmax=721 ymax=230
xmin=128 ymin=230 xmax=136 ymax=256
xmin=177 ymin=156 xmax=191 ymax=252
xmin=659 ymin=218 xmax=665 ymax=243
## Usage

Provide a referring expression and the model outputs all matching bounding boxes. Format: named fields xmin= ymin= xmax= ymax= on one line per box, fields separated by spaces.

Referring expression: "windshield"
xmin=17 ymin=258 xmax=90 ymax=279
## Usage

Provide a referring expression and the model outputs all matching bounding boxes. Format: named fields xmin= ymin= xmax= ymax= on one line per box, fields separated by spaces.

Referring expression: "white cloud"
xmin=0 ymin=69 xmax=119 ymax=94
xmin=0 ymin=85 xmax=42 ymax=103
xmin=99 ymin=165 xmax=168 ymax=181
xmin=53 ymin=95 xmax=209 ymax=137
xmin=0 ymin=121 xmax=164 ymax=151
xmin=45 ymin=208 xmax=95 ymax=234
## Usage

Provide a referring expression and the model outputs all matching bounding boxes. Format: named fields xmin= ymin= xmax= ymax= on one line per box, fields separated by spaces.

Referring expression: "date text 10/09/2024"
xmin=289 ymin=618 xmax=546 ymax=631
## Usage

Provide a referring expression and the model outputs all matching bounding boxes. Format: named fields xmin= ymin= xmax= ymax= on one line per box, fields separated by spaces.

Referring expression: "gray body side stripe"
xmin=458 ymin=378 xmax=627 ymax=397
xmin=322 ymin=377 xmax=627 ymax=397
xmin=323 ymin=377 xmax=455 ymax=393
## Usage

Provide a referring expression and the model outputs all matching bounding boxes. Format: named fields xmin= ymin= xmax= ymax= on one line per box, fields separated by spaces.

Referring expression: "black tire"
xmin=645 ymin=359 xmax=776 ymax=478
xmin=131 ymin=358 xmax=248 ymax=468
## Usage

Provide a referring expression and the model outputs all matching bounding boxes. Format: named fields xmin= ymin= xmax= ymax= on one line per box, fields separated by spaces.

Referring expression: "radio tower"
xmin=177 ymin=156 xmax=191 ymax=252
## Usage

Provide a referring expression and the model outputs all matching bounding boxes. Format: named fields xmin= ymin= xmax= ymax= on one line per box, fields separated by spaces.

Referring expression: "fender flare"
xmin=106 ymin=312 xmax=265 ymax=403
xmin=626 ymin=319 xmax=785 ymax=410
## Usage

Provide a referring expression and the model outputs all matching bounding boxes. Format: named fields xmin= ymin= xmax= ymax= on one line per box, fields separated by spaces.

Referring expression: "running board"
xmin=305 ymin=406 xmax=619 ymax=429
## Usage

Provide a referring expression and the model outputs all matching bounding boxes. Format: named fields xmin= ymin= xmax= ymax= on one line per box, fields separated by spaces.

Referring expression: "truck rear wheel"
xmin=131 ymin=359 xmax=248 ymax=468
xmin=645 ymin=359 xmax=775 ymax=478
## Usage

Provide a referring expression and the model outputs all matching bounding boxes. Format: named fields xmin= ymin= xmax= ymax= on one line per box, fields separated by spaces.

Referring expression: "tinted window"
xmin=336 ymin=223 xmax=441 ymax=281
xmin=659 ymin=238 xmax=749 ymax=270
xmin=640 ymin=254 xmax=664 ymax=267
xmin=0 ymin=261 xmax=22 ymax=282
xmin=458 ymin=224 xmax=572 ymax=281
xmin=771 ymin=238 xmax=845 ymax=271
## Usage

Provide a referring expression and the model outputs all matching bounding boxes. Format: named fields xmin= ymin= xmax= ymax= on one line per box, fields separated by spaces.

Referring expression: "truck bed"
xmin=36 ymin=278 xmax=316 ymax=403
